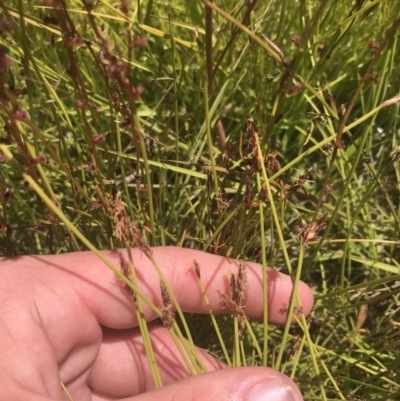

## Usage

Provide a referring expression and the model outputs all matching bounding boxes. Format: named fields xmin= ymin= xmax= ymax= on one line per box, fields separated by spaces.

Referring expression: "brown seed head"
xmin=118 ymin=254 xmax=136 ymax=301
xmin=193 ymin=259 xmax=201 ymax=278
xmin=284 ymin=168 xmax=313 ymax=198
xmin=160 ymin=281 xmax=175 ymax=329
xmin=388 ymin=146 xmax=400 ymax=163
xmin=295 ymin=212 xmax=328 ymax=247
xmin=130 ymin=38 xmax=148 ymax=48
xmin=0 ymin=16 xmax=13 ymax=32
xmin=218 ymin=262 xmax=248 ymax=339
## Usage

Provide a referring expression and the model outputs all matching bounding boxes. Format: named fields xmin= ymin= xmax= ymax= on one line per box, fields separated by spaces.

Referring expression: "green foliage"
xmin=1 ymin=0 xmax=400 ymax=399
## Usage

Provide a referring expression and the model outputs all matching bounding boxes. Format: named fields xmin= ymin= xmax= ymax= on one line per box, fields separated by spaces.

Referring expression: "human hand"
xmin=0 ymin=247 xmax=313 ymax=401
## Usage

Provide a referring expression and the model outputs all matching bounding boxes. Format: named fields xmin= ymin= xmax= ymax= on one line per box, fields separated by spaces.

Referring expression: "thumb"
xmin=128 ymin=367 xmax=303 ymax=401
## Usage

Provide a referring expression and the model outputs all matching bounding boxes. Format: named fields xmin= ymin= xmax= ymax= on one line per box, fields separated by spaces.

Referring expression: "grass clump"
xmin=1 ymin=0 xmax=400 ymax=399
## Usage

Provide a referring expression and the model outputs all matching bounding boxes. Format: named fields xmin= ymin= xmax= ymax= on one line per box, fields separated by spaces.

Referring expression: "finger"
xmin=1 ymin=247 xmax=313 ymax=333
xmin=86 ymin=247 xmax=314 ymax=327
xmin=92 ymin=367 xmax=303 ymax=401
xmin=89 ymin=323 xmax=225 ymax=398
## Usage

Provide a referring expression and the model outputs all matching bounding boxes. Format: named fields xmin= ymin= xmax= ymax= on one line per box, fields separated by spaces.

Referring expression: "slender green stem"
xmin=257 ymin=136 xmax=292 ymax=274
xmin=256 ymin=173 xmax=269 ymax=366
xmin=275 ymin=246 xmax=304 ymax=370
xmin=203 ymin=75 xmax=220 ymax=210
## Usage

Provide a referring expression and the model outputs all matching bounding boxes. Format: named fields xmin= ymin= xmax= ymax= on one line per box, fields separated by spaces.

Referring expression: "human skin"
xmin=0 ymin=247 xmax=314 ymax=401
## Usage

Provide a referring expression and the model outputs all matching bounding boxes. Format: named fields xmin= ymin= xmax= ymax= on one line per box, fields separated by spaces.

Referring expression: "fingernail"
xmin=246 ymin=379 xmax=303 ymax=401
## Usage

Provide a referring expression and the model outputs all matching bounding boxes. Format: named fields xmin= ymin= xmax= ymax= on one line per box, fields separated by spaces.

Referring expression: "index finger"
xmin=73 ymin=247 xmax=313 ymax=328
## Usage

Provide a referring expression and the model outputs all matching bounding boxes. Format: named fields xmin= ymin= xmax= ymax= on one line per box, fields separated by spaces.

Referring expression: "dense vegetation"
xmin=1 ymin=0 xmax=400 ymax=399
